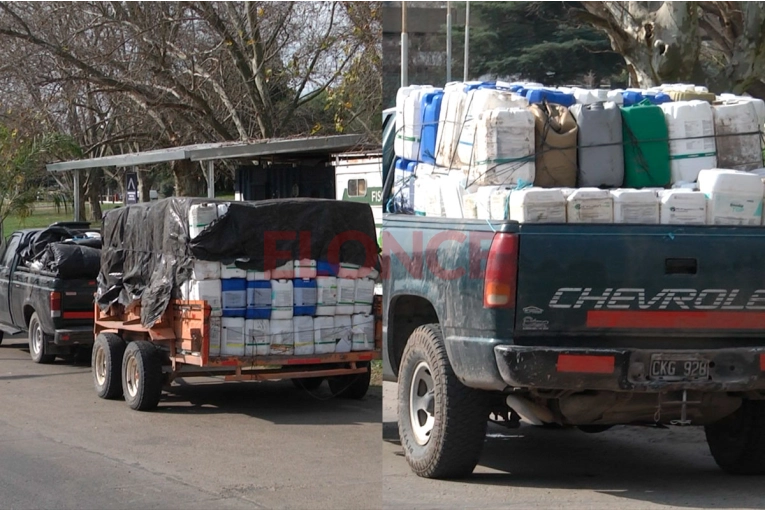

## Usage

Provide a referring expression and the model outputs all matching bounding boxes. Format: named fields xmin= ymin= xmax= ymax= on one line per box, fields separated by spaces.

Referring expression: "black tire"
xmin=705 ymin=400 xmax=765 ymax=475
xmin=578 ymin=425 xmax=613 ymax=434
xmin=122 ymin=341 xmax=163 ymax=411
xmin=397 ymin=324 xmax=490 ymax=479
xmin=328 ymin=363 xmax=371 ymax=399
xmin=292 ymin=377 xmax=324 ymax=391
xmin=0 ymin=330 xmax=4 ymax=345
xmin=92 ymin=333 xmax=126 ymax=399
xmin=28 ymin=312 xmax=55 ymax=364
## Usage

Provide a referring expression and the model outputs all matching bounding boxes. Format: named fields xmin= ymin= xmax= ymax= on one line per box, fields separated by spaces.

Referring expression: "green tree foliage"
xmin=459 ymin=2 xmax=625 ymax=86
xmin=0 ymin=126 xmax=81 ymax=227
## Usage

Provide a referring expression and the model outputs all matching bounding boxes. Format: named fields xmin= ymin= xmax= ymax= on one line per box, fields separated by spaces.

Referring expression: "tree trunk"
xmin=579 ymin=2 xmax=701 ymax=88
xmin=172 ymin=159 xmax=205 ymax=197
xmin=137 ymin=169 xmax=154 ymax=202
xmin=87 ymin=168 xmax=103 ymax=221
xmin=75 ymin=170 xmax=86 ymax=221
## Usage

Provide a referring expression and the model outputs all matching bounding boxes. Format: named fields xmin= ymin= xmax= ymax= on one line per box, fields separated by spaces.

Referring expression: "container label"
xmin=222 ymin=290 xmax=247 ymax=309
xmin=520 ymin=203 xmax=567 ymax=223
xmin=272 ymin=290 xmax=292 ymax=308
xmin=318 ymin=285 xmax=338 ymax=306
xmin=569 ymin=201 xmax=613 ymax=222
xmin=294 ymin=286 xmax=317 ymax=307
xmin=711 ymin=193 xmax=761 ymax=224
xmin=247 ymin=288 xmax=271 ymax=308
xmin=617 ymin=204 xmax=659 ymax=223
xmin=338 ymin=282 xmax=356 ymax=305
xmin=355 ymin=282 xmax=375 ymax=306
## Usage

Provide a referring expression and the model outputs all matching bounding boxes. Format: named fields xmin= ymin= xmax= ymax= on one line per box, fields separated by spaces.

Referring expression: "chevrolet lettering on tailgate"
xmin=548 ymin=288 xmax=765 ymax=310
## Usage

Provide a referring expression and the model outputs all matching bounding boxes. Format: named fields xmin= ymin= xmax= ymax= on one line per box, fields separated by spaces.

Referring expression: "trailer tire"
xmin=28 ymin=312 xmax=55 ymax=364
xmin=329 ymin=363 xmax=371 ymax=399
xmin=398 ymin=324 xmax=489 ymax=479
xmin=92 ymin=333 xmax=125 ymax=399
xmin=706 ymin=400 xmax=765 ymax=474
xmin=122 ymin=341 xmax=163 ymax=411
xmin=292 ymin=377 xmax=324 ymax=391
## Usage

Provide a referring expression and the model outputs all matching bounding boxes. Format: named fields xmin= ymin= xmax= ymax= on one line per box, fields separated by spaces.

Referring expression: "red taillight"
xmin=50 ymin=291 xmax=61 ymax=318
xmin=483 ymin=233 xmax=518 ymax=309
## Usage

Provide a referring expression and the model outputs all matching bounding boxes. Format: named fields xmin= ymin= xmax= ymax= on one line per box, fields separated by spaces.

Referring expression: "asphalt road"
xmin=0 ymin=335 xmax=382 ymax=510
xmin=383 ymin=381 xmax=765 ymax=510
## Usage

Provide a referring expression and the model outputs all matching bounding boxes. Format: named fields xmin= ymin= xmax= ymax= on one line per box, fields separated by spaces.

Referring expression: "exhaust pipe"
xmin=506 ymin=395 xmax=554 ymax=425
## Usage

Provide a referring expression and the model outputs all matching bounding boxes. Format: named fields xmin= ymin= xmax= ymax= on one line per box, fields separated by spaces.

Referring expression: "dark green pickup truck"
xmin=381 ymin=110 xmax=765 ymax=479
xmin=0 ymin=223 xmax=97 ymax=363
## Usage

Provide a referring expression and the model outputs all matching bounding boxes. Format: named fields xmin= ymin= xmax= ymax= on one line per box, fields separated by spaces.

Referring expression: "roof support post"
xmin=73 ymin=170 xmax=81 ymax=221
xmin=207 ymin=160 xmax=215 ymax=199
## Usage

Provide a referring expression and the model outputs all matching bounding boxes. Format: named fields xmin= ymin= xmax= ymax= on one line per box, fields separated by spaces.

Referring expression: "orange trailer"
xmin=91 ymin=296 xmax=382 ymax=411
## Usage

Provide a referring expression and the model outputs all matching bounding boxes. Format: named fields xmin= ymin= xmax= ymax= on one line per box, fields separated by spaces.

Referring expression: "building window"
xmin=348 ymin=178 xmax=367 ymax=197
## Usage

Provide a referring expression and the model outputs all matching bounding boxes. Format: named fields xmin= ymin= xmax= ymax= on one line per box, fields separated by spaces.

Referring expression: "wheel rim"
xmin=31 ymin=321 xmax=42 ymax=355
xmin=125 ymin=354 xmax=140 ymax=398
xmin=409 ymin=361 xmax=436 ymax=446
xmin=94 ymin=345 xmax=107 ymax=386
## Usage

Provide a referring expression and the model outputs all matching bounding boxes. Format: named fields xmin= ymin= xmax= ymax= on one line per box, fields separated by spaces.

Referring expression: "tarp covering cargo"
xmin=97 ymin=197 xmax=379 ymax=328
xmin=38 ymin=243 xmax=101 ymax=279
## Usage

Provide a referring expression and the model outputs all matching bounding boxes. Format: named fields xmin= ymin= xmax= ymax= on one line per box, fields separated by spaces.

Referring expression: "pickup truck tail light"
xmin=484 ymin=233 xmax=519 ymax=309
xmin=50 ymin=291 xmax=61 ymax=318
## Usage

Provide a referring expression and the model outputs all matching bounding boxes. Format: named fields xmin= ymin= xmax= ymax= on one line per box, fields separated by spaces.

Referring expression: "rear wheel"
xmin=122 ymin=341 xmax=163 ymax=411
xmin=578 ymin=425 xmax=613 ymax=434
xmin=0 ymin=330 xmax=4 ymax=345
xmin=92 ymin=333 xmax=126 ymax=399
xmin=397 ymin=324 xmax=490 ymax=479
xmin=28 ymin=313 xmax=55 ymax=364
xmin=292 ymin=377 xmax=324 ymax=391
xmin=706 ymin=400 xmax=765 ymax=474
xmin=328 ymin=363 xmax=371 ymax=399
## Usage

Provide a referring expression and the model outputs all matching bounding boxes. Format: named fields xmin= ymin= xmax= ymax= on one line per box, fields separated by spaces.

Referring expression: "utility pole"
xmin=446 ymin=2 xmax=452 ymax=83
xmin=401 ymin=1 xmax=408 ymax=88
xmin=463 ymin=1 xmax=470 ymax=81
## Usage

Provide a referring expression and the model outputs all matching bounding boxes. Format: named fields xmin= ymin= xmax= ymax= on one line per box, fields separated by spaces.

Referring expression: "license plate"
xmin=649 ymin=354 xmax=710 ymax=381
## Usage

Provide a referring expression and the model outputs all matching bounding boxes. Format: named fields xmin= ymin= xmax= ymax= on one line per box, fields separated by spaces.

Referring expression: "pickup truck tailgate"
xmin=514 ymin=224 xmax=765 ymax=339
xmin=56 ymin=279 xmax=97 ymax=323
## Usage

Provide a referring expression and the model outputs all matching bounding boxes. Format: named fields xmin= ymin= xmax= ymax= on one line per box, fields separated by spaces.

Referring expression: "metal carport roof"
xmin=45 ymin=134 xmax=366 ymax=219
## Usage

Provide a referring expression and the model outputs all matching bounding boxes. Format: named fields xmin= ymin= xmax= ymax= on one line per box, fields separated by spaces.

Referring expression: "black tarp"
xmin=97 ymin=197 xmax=379 ymax=328
xmin=39 ymin=243 xmax=101 ymax=279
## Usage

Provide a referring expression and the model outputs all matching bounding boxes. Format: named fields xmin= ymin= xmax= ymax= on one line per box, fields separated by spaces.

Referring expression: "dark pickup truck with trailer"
xmin=0 ymin=223 xmax=98 ymax=363
xmin=381 ymin=109 xmax=765 ymax=479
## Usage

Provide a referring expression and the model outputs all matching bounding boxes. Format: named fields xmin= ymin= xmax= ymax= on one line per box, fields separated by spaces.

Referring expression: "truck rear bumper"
xmin=53 ymin=327 xmax=94 ymax=346
xmin=494 ymin=345 xmax=765 ymax=393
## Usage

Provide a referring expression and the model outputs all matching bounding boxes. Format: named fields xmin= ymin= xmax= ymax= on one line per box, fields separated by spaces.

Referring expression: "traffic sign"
xmin=125 ymin=172 xmax=138 ymax=204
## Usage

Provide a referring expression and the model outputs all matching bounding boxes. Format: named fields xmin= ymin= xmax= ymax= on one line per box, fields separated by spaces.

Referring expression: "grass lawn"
xmin=3 ymin=201 xmax=121 ymax=236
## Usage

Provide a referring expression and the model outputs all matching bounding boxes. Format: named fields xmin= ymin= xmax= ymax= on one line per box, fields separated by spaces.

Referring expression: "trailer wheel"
xmin=292 ymin=377 xmax=324 ymax=391
xmin=398 ymin=324 xmax=490 ymax=479
xmin=122 ymin=341 xmax=163 ymax=411
xmin=28 ymin=312 xmax=55 ymax=364
xmin=92 ymin=333 xmax=126 ymax=399
xmin=329 ymin=362 xmax=371 ymax=399
xmin=706 ymin=400 xmax=765 ymax=474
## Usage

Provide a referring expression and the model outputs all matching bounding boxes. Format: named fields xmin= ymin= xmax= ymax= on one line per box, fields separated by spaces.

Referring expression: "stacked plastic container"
xmin=392 ymin=80 xmax=765 ymax=227
xmin=183 ymin=204 xmax=223 ymax=357
xmin=183 ymin=205 xmax=377 ymax=358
